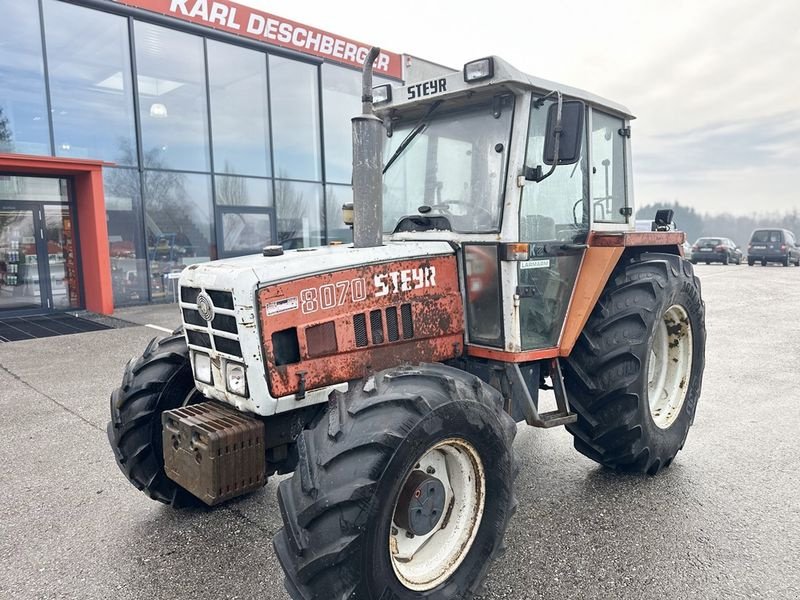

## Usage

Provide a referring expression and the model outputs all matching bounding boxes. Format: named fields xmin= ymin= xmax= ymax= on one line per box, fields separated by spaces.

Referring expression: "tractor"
xmin=108 ymin=48 xmax=705 ymax=599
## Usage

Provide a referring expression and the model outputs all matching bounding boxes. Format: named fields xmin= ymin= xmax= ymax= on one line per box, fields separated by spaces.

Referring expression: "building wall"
xmin=0 ymin=0 xmax=394 ymax=306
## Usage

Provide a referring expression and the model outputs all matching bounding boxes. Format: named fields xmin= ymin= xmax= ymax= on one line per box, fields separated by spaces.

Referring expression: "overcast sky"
xmin=239 ymin=0 xmax=799 ymax=215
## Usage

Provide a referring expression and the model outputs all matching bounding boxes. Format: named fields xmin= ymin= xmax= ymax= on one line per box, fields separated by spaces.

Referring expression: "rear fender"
xmin=560 ymin=231 xmax=684 ymax=356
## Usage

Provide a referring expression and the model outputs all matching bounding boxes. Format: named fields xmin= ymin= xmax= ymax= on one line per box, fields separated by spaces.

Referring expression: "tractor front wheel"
xmin=273 ymin=364 xmax=517 ymax=600
xmin=107 ymin=331 xmax=202 ymax=507
xmin=564 ymin=253 xmax=705 ymax=475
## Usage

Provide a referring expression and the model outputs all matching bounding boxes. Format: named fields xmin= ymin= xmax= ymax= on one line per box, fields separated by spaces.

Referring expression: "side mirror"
xmin=543 ymin=100 xmax=585 ymax=165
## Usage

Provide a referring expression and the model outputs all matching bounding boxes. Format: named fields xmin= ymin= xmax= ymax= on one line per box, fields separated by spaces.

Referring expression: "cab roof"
xmin=377 ymin=56 xmax=634 ymax=120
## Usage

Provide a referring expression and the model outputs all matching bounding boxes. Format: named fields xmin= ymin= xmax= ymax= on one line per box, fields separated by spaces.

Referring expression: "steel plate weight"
xmin=162 ymin=402 xmax=266 ymax=505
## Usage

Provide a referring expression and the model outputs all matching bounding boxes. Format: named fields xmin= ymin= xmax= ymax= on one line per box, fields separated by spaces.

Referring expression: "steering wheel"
xmin=429 ymin=200 xmax=494 ymax=226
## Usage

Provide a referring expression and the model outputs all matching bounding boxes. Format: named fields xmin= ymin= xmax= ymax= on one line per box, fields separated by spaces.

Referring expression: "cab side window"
xmin=519 ymin=97 xmax=589 ymax=243
xmin=591 ymin=111 xmax=628 ymax=223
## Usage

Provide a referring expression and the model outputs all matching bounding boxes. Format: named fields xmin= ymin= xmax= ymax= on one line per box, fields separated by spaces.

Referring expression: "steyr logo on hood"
xmin=374 ymin=266 xmax=437 ymax=297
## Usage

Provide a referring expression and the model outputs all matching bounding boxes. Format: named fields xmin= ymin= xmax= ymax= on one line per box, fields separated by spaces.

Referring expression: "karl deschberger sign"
xmin=113 ymin=0 xmax=403 ymax=78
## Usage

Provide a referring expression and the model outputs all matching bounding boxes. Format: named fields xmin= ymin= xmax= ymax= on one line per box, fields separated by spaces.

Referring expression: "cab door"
xmin=517 ymin=97 xmax=589 ymax=350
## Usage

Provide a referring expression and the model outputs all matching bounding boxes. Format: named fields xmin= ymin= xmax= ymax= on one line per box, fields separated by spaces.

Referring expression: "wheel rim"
xmin=647 ymin=304 xmax=693 ymax=429
xmin=389 ymin=438 xmax=485 ymax=591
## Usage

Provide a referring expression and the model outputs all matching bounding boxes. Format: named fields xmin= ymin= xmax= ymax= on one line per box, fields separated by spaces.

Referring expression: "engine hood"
xmin=177 ymin=241 xmax=458 ymax=417
xmin=179 ymin=241 xmax=456 ymax=294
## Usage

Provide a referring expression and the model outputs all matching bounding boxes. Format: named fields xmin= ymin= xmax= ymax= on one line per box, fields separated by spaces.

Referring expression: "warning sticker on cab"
xmin=520 ymin=259 xmax=551 ymax=270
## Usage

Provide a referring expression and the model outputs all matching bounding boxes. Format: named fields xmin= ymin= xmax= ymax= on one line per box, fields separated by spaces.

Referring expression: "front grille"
xmin=186 ymin=329 xmax=211 ymax=348
xmin=401 ymin=303 xmax=414 ymax=339
xmin=208 ymin=289 xmax=234 ymax=310
xmin=212 ymin=313 xmax=237 ymax=334
xmin=180 ymin=285 xmax=242 ymax=359
xmin=386 ymin=306 xmax=399 ymax=342
xmin=369 ymin=310 xmax=384 ymax=344
xmin=353 ymin=313 xmax=368 ymax=348
xmin=353 ymin=304 xmax=414 ymax=347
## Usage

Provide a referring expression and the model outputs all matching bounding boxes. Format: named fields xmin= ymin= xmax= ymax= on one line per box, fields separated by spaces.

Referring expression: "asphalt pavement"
xmin=1 ymin=263 xmax=798 ymax=599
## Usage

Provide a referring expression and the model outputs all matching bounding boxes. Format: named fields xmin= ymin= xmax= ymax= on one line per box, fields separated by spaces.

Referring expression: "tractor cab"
xmin=370 ymin=57 xmax=635 ymax=355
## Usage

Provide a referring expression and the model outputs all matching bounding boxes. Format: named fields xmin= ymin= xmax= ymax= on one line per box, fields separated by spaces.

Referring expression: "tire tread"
xmin=565 ymin=252 xmax=705 ymax=474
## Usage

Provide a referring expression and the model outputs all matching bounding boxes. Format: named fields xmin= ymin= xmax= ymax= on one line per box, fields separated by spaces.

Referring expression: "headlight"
xmin=194 ymin=352 xmax=212 ymax=384
xmin=463 ymin=57 xmax=494 ymax=82
xmin=226 ymin=362 xmax=248 ymax=397
xmin=372 ymin=84 xmax=392 ymax=104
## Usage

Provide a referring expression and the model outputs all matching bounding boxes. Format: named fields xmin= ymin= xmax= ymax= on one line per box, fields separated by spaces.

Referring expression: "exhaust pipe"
xmin=352 ymin=46 xmax=384 ymax=248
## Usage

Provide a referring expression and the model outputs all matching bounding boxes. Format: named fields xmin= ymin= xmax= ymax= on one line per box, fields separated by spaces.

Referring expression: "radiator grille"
xmin=369 ymin=310 xmax=384 ymax=344
xmin=401 ymin=303 xmax=414 ymax=339
xmin=352 ymin=304 xmax=414 ymax=347
xmin=353 ymin=313 xmax=368 ymax=348
xmin=180 ymin=286 xmax=242 ymax=359
xmin=386 ymin=306 xmax=399 ymax=342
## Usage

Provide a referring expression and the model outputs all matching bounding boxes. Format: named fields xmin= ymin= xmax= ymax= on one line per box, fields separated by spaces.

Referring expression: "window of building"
xmin=215 ymin=175 xmax=272 ymax=207
xmin=321 ymin=65 xmax=395 ymax=184
xmin=591 ymin=110 xmax=628 ymax=223
xmin=215 ymin=175 xmax=274 ymax=256
xmin=207 ymin=41 xmax=271 ymax=177
xmin=269 ymin=56 xmax=321 ymax=181
xmin=321 ymin=65 xmax=359 ymax=184
xmin=134 ymin=22 xmax=210 ymax=172
xmin=43 ymin=0 xmax=137 ymax=165
xmin=143 ymin=171 xmax=213 ymax=302
xmin=0 ymin=2 xmax=50 ymax=155
xmin=103 ymin=167 xmax=148 ymax=305
xmin=326 ymin=184 xmax=352 ymax=244
xmin=275 ymin=180 xmax=322 ymax=249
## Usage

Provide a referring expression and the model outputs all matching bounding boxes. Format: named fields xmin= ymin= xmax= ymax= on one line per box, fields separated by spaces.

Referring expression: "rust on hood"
xmin=258 ymin=255 xmax=464 ymax=397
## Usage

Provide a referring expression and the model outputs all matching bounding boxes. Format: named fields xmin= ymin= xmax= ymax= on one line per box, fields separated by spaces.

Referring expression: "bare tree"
xmin=0 ymin=107 xmax=13 ymax=151
xmin=216 ymin=162 xmax=250 ymax=206
xmin=274 ymin=171 xmax=324 ymax=246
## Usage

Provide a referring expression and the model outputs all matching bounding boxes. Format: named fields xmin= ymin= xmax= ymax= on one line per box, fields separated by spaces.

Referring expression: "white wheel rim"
xmin=647 ymin=304 xmax=693 ymax=429
xmin=389 ymin=438 xmax=485 ymax=591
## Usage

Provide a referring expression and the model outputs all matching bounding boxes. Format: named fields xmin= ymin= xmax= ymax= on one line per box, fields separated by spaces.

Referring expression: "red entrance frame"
xmin=0 ymin=154 xmax=114 ymax=315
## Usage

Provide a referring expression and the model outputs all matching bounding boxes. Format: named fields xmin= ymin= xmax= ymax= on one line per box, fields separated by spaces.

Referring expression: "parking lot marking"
xmin=145 ymin=324 xmax=173 ymax=334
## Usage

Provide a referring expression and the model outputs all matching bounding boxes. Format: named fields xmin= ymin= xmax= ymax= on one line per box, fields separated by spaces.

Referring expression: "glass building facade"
xmin=0 ymin=0 xmax=395 ymax=306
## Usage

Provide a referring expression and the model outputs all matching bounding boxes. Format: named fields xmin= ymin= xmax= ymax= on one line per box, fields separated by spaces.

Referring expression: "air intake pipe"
xmin=352 ymin=46 xmax=384 ymax=248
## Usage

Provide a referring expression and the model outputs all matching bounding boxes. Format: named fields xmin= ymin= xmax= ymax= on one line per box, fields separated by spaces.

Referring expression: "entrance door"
xmin=42 ymin=204 xmax=81 ymax=309
xmin=0 ymin=202 xmax=80 ymax=313
xmin=0 ymin=206 xmax=46 ymax=311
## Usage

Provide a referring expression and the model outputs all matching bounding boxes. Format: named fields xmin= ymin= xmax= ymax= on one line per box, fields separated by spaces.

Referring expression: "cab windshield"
xmin=382 ymin=96 xmax=513 ymax=233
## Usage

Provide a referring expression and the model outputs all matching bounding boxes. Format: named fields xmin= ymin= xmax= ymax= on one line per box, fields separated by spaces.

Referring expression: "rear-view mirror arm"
xmin=526 ymin=90 xmax=562 ymax=183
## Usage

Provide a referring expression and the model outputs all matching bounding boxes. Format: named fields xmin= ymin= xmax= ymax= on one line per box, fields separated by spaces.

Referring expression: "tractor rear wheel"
xmin=564 ymin=253 xmax=705 ymax=475
xmin=107 ymin=331 xmax=203 ymax=507
xmin=273 ymin=364 xmax=517 ymax=600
